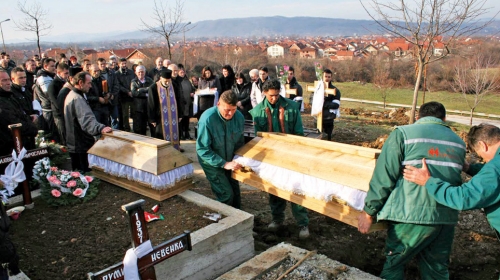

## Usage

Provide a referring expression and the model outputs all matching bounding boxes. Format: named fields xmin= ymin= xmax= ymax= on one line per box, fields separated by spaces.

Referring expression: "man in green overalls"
xmin=250 ymin=79 xmax=310 ymax=239
xmin=196 ymin=90 xmax=245 ymax=209
xmin=358 ymin=102 xmax=466 ymax=279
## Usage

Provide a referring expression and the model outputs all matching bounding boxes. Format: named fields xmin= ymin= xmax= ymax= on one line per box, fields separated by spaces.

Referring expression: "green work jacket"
xmin=196 ymin=107 xmax=245 ymax=169
xmin=425 ymin=146 xmax=500 ymax=233
xmin=364 ymin=117 xmax=466 ymax=225
xmin=250 ymin=96 xmax=304 ymax=136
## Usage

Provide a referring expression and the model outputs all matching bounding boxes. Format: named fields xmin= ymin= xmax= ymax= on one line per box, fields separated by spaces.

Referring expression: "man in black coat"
xmin=10 ymin=67 xmax=35 ymax=117
xmin=147 ymin=57 xmax=164 ymax=82
xmin=115 ymin=58 xmax=135 ymax=131
xmin=97 ymin=58 xmax=119 ymax=128
xmin=47 ymin=63 xmax=69 ymax=144
xmin=131 ymin=65 xmax=154 ymax=136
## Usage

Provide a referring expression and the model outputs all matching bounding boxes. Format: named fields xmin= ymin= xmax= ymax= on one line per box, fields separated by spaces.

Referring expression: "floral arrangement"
xmin=35 ymin=130 xmax=69 ymax=167
xmin=314 ymin=62 xmax=323 ymax=81
xmin=276 ymin=65 xmax=289 ymax=86
xmin=33 ymin=157 xmax=99 ymax=207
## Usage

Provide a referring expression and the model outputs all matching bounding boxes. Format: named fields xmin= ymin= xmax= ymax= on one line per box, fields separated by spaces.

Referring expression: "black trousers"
xmin=133 ymin=111 xmax=148 ymax=136
xmin=180 ymin=115 xmax=190 ymax=138
xmin=70 ymin=152 xmax=90 ymax=173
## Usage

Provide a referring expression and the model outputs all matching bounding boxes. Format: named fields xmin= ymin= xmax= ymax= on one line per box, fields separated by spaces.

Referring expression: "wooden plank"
xmin=91 ymin=168 xmax=193 ymax=201
xmin=233 ymin=171 xmax=386 ymax=232
xmin=256 ymin=132 xmax=380 ymax=159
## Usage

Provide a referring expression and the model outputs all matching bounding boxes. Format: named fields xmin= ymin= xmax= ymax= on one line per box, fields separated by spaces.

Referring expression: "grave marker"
xmin=87 ymin=199 xmax=192 ymax=280
xmin=0 ymin=123 xmax=50 ymax=208
xmin=306 ymin=81 xmax=337 ymax=132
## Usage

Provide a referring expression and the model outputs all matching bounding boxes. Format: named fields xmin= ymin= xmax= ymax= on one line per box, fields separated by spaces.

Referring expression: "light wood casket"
xmin=88 ymin=130 xmax=194 ymax=201
xmin=232 ymin=132 xmax=386 ymax=232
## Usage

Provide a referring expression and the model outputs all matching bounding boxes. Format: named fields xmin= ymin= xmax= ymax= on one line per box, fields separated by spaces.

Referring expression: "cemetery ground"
xmin=8 ymin=104 xmax=500 ymax=279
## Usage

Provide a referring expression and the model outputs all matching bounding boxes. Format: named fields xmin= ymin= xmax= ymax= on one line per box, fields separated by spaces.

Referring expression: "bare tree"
xmin=141 ymin=0 xmax=192 ymax=60
xmin=372 ymin=57 xmax=396 ymax=108
xmin=451 ymin=54 xmax=500 ymax=125
xmin=361 ymin=0 xmax=497 ymax=123
xmin=14 ymin=0 xmax=52 ymax=56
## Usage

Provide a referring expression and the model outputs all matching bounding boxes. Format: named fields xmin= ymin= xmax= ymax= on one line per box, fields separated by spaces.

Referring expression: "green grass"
xmin=300 ymin=82 xmax=500 ymax=115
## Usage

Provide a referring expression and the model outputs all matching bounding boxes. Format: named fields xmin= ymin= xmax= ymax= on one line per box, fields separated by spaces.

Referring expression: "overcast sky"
xmin=1 ymin=0 xmax=498 ymax=43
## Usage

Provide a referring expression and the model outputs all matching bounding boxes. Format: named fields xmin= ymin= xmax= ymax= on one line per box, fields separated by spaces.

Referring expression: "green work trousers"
xmin=269 ymin=194 xmax=309 ymax=227
xmin=203 ymin=165 xmax=241 ymax=209
xmin=381 ymin=222 xmax=455 ymax=280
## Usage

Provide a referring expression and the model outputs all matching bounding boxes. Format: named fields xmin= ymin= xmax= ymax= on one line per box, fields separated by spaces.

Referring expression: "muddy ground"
xmin=8 ymin=106 xmax=500 ymax=279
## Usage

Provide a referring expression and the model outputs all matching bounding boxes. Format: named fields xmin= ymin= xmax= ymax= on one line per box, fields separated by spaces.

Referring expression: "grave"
xmin=217 ymin=243 xmax=379 ymax=280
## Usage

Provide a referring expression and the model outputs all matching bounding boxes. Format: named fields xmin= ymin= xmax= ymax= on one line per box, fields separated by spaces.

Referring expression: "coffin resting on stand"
xmin=87 ymin=130 xmax=194 ymax=201
xmin=232 ymin=132 xmax=387 ymax=232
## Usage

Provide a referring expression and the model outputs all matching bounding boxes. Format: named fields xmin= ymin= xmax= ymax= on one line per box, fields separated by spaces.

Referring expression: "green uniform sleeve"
xmin=294 ymin=110 xmax=304 ymax=136
xmin=234 ymin=117 xmax=245 ymax=151
xmin=467 ymin=163 xmax=484 ymax=176
xmin=363 ymin=129 xmax=405 ymax=216
xmin=196 ymin=118 xmax=226 ymax=168
xmin=425 ymin=163 xmax=500 ymax=211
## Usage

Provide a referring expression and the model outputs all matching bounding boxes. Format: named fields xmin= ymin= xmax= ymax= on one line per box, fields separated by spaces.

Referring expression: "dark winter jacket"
xmin=131 ymin=76 xmax=154 ymax=113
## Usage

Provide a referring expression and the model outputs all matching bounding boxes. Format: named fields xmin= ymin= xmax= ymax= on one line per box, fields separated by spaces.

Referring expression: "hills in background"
xmin=9 ymin=16 xmax=500 ymax=44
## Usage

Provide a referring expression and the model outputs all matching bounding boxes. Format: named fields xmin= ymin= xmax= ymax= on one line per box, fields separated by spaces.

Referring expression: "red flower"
xmin=51 ymin=140 xmax=55 ymax=143
xmin=84 ymin=176 xmax=93 ymax=183
xmin=61 ymin=147 xmax=67 ymax=153
xmin=67 ymin=180 xmax=77 ymax=188
xmin=51 ymin=189 xmax=61 ymax=197
xmin=73 ymin=188 xmax=83 ymax=197
xmin=50 ymin=166 xmax=58 ymax=172
xmin=48 ymin=175 xmax=57 ymax=182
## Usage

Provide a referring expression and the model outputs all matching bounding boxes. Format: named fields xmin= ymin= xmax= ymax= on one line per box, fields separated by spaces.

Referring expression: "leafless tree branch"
xmin=14 ymin=0 xmax=52 ymax=56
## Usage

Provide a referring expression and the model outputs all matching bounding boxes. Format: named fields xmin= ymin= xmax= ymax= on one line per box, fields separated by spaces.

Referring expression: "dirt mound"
xmin=386 ymin=108 xmax=410 ymax=125
xmin=361 ymin=134 xmax=389 ymax=149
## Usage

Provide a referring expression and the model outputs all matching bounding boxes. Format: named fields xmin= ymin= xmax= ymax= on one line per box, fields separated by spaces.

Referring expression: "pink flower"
xmin=73 ymin=188 xmax=83 ymax=197
xmin=71 ymin=172 xmax=81 ymax=178
xmin=50 ymin=167 xmax=58 ymax=172
xmin=48 ymin=175 xmax=57 ymax=182
xmin=84 ymin=176 xmax=93 ymax=183
xmin=51 ymin=189 xmax=61 ymax=197
xmin=53 ymin=179 xmax=61 ymax=186
xmin=67 ymin=180 xmax=77 ymax=188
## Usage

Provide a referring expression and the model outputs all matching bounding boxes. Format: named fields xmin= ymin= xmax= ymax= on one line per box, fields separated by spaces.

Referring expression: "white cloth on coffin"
xmin=233 ymin=155 xmax=366 ymax=210
xmin=88 ymin=155 xmax=194 ymax=189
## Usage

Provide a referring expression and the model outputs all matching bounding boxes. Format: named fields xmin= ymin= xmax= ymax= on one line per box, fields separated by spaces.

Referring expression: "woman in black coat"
xmin=219 ymin=65 xmax=235 ymax=93
xmin=231 ymin=72 xmax=252 ymax=120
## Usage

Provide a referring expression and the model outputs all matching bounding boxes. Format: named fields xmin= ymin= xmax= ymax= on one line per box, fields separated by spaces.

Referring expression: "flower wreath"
xmin=33 ymin=158 xmax=99 ymax=207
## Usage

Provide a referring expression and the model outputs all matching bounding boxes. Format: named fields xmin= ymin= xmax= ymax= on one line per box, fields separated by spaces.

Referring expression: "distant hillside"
xmin=141 ymin=16 xmax=500 ymax=39
xmin=10 ymin=16 xmax=500 ymax=44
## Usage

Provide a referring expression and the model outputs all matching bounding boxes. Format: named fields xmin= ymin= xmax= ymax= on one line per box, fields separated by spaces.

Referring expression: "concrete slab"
xmin=9 ymin=271 xmax=30 ymax=280
xmin=217 ymin=242 xmax=380 ymax=280
xmin=154 ymin=190 xmax=255 ymax=280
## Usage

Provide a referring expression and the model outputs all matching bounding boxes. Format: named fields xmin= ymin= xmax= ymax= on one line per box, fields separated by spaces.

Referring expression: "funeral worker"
xmin=358 ymin=102 xmax=466 ymax=279
xmin=47 ymin=63 xmax=70 ymax=143
xmin=131 ymin=65 xmax=154 ymax=136
xmin=250 ymin=66 xmax=270 ymax=108
xmin=147 ymin=69 xmax=183 ymax=151
xmin=64 ymin=72 xmax=112 ymax=173
xmin=116 ymin=58 xmax=136 ymax=131
xmin=250 ymin=79 xmax=310 ymax=239
xmin=56 ymin=67 xmax=83 ymax=145
xmin=403 ymin=123 xmax=500 ymax=240
xmin=285 ymin=66 xmax=303 ymax=109
xmin=196 ymin=90 xmax=245 ymax=209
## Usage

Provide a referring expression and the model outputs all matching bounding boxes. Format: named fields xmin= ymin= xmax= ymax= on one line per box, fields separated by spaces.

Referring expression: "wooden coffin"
xmin=232 ymin=132 xmax=386 ymax=232
xmin=87 ymin=130 xmax=194 ymax=201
